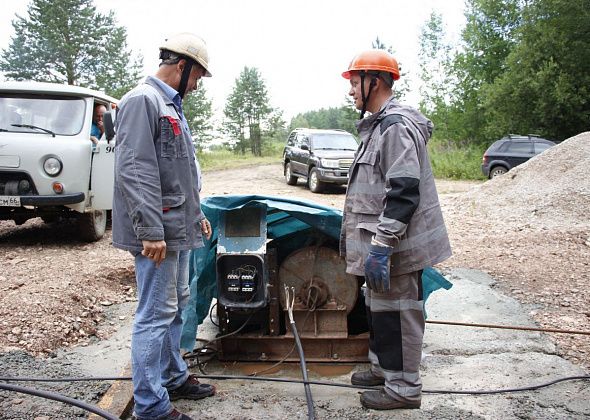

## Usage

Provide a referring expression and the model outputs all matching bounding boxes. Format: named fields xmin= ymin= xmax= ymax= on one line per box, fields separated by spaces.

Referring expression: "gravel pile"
xmin=460 ymin=131 xmax=590 ymax=230
xmin=442 ymin=131 xmax=590 ymax=371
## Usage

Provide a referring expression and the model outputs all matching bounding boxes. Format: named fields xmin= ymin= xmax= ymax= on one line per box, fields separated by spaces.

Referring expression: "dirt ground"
xmin=0 ymin=133 xmax=588 ymax=417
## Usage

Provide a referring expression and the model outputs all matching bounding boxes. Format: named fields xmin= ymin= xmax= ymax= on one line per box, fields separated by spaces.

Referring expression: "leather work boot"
xmin=351 ymin=370 xmax=385 ymax=386
xmin=360 ymin=389 xmax=421 ymax=410
xmin=163 ymin=409 xmax=194 ymax=420
xmin=132 ymin=408 xmax=193 ymax=420
xmin=168 ymin=374 xmax=216 ymax=401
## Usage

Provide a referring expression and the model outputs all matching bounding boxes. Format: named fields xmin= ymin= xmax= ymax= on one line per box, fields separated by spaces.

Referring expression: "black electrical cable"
xmin=284 ymin=285 xmax=315 ymax=420
xmin=209 ymin=301 xmax=219 ymax=327
xmin=290 ymin=320 xmax=315 ymax=420
xmin=0 ymin=382 xmax=119 ymax=420
xmin=2 ymin=375 xmax=589 ymax=395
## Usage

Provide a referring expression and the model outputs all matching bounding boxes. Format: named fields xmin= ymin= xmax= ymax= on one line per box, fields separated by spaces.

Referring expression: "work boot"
xmin=132 ymin=408 xmax=193 ymax=420
xmin=351 ymin=370 xmax=385 ymax=386
xmin=360 ymin=389 xmax=421 ymax=410
xmin=164 ymin=409 xmax=194 ymax=420
xmin=168 ymin=374 xmax=216 ymax=401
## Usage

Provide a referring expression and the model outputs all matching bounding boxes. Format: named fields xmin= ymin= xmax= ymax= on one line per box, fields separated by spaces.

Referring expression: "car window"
xmin=296 ymin=134 xmax=310 ymax=148
xmin=506 ymin=141 xmax=532 ymax=153
xmin=0 ymin=94 xmax=86 ymax=136
xmin=287 ymin=132 xmax=297 ymax=146
xmin=534 ymin=142 xmax=552 ymax=153
xmin=496 ymin=142 xmax=510 ymax=152
xmin=311 ymin=134 xmax=358 ymax=150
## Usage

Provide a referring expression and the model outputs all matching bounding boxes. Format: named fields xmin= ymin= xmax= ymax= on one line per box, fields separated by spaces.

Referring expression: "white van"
xmin=0 ymin=81 xmax=117 ymax=241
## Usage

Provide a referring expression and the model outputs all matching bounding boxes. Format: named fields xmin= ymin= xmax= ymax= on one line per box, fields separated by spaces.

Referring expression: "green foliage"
xmin=289 ymin=101 xmax=358 ymax=135
xmin=223 ymin=66 xmax=280 ymax=156
xmin=418 ymin=0 xmax=588 ymax=150
xmin=482 ymin=0 xmax=590 ymax=141
xmin=183 ymin=84 xmax=214 ymax=151
xmin=428 ymin=138 xmax=487 ymax=180
xmin=0 ymin=0 xmax=142 ymax=98
xmin=372 ymin=36 xmax=409 ymax=101
xmin=418 ymin=12 xmax=467 ymax=141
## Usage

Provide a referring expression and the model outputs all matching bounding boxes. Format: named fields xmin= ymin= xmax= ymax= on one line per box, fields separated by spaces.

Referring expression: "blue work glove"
xmin=364 ymin=242 xmax=394 ymax=293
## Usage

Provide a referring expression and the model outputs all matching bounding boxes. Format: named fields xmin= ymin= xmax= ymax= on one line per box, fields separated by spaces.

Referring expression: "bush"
xmin=428 ymin=139 xmax=487 ymax=180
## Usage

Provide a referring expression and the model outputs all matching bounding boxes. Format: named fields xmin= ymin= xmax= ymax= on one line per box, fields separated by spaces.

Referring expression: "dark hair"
xmin=159 ymin=49 xmax=183 ymax=66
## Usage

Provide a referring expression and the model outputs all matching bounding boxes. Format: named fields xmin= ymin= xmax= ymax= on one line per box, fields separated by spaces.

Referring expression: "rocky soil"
xmin=441 ymin=132 xmax=590 ymax=371
xmin=0 ymin=131 xmax=588 ymax=418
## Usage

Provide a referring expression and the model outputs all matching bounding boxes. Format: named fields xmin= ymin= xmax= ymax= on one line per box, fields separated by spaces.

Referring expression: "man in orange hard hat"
xmin=340 ymin=49 xmax=452 ymax=410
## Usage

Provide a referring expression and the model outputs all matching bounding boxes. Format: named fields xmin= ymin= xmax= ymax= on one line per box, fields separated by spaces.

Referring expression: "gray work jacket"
xmin=340 ymin=96 xmax=452 ymax=276
xmin=112 ymin=76 xmax=205 ymax=252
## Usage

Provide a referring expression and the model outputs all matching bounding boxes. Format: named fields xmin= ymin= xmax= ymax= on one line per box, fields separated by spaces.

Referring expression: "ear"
xmin=177 ymin=58 xmax=187 ymax=73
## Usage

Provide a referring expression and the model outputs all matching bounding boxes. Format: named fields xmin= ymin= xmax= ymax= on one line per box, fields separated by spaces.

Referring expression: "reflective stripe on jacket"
xmin=340 ymin=96 xmax=452 ymax=276
xmin=112 ymin=76 xmax=205 ymax=252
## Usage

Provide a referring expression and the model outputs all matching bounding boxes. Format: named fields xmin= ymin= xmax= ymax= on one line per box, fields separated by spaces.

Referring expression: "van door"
xmin=89 ymin=136 xmax=115 ymax=210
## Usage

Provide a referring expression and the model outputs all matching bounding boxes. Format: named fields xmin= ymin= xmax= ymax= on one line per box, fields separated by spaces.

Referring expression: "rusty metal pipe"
xmin=426 ymin=320 xmax=590 ymax=335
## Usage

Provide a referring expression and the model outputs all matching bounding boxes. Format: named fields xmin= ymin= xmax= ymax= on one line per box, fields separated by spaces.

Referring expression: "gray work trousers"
xmin=364 ymin=270 xmax=424 ymax=403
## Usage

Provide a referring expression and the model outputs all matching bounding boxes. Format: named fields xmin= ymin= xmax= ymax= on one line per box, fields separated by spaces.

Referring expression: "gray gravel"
xmin=0 ymin=350 xmax=110 ymax=419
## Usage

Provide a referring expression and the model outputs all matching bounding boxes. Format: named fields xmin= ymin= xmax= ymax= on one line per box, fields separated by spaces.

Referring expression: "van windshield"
xmin=312 ymin=134 xmax=358 ymax=150
xmin=0 ymin=94 xmax=86 ymax=136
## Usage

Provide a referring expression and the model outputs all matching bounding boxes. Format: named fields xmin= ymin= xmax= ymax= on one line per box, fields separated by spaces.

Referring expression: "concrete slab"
xmin=88 ymin=268 xmax=588 ymax=419
xmin=173 ymin=268 xmax=589 ymax=419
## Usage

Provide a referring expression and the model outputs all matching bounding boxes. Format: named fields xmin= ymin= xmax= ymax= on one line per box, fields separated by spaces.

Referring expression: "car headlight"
xmin=43 ymin=157 xmax=62 ymax=177
xmin=320 ymin=158 xmax=339 ymax=168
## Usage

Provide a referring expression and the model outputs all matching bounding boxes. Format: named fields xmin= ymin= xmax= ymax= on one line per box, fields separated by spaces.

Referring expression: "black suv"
xmin=481 ymin=134 xmax=556 ymax=179
xmin=282 ymin=128 xmax=358 ymax=193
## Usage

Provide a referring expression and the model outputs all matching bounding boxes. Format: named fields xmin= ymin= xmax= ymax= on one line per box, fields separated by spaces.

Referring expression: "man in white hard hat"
xmin=113 ymin=33 xmax=214 ymax=420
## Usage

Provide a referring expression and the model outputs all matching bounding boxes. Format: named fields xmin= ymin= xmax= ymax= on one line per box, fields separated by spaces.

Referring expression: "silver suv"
xmin=0 ymin=81 xmax=117 ymax=241
xmin=282 ymin=128 xmax=358 ymax=193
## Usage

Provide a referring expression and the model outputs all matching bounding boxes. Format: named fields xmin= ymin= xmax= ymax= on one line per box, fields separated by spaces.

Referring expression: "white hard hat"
xmin=160 ymin=32 xmax=212 ymax=77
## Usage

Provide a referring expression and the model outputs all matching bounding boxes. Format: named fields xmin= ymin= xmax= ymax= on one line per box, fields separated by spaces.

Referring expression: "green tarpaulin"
xmin=180 ymin=195 xmax=452 ymax=351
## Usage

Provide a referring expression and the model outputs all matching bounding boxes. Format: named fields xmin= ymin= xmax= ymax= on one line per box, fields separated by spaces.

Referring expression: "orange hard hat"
xmin=342 ymin=49 xmax=400 ymax=81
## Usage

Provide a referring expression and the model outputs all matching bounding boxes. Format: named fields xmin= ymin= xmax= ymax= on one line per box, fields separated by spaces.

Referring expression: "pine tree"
xmin=0 ymin=0 xmax=142 ymax=98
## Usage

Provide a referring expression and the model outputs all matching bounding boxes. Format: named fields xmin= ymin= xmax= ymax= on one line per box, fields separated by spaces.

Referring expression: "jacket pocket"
xmin=159 ymin=116 xmax=188 ymax=159
xmin=350 ymin=151 xmax=384 ymax=214
xmin=162 ymin=194 xmax=187 ymax=241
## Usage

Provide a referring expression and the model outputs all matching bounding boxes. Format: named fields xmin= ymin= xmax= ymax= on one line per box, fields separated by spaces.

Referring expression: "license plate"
xmin=0 ymin=196 xmax=21 ymax=207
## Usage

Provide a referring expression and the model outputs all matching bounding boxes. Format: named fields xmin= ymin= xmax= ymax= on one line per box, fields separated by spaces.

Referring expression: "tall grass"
xmin=428 ymin=138 xmax=487 ymax=180
xmin=198 ymin=141 xmax=284 ymax=171
xmin=199 ymin=139 xmax=486 ymax=180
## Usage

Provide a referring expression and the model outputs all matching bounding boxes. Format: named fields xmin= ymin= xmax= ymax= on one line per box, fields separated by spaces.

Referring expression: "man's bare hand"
xmin=201 ymin=218 xmax=212 ymax=240
xmin=142 ymin=240 xmax=167 ymax=266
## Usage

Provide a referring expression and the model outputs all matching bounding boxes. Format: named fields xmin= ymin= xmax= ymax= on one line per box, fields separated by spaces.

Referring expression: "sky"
xmin=0 ymin=0 xmax=466 ymax=123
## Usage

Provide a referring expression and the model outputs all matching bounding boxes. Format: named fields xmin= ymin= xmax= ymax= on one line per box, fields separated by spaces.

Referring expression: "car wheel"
xmin=284 ymin=162 xmax=298 ymax=185
xmin=78 ymin=209 xmax=107 ymax=242
xmin=308 ymin=168 xmax=325 ymax=193
xmin=489 ymin=166 xmax=508 ymax=179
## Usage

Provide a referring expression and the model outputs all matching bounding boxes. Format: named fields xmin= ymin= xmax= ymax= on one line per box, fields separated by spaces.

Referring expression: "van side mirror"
xmin=104 ymin=110 xmax=116 ymax=142
xmin=300 ymin=144 xmax=309 ymax=151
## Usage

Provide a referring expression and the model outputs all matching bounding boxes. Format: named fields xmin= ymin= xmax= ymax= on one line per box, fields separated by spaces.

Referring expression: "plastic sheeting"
xmin=180 ymin=195 xmax=452 ymax=351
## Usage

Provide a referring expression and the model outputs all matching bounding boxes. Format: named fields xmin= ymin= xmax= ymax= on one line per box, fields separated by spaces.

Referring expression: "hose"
xmin=0 ymin=382 xmax=118 ymax=420
xmin=3 ymin=374 xmax=589 ymax=395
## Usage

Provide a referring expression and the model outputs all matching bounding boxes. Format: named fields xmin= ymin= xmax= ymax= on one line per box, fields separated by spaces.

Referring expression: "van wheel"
xmin=285 ymin=162 xmax=298 ymax=185
xmin=78 ymin=210 xmax=107 ymax=242
xmin=489 ymin=166 xmax=507 ymax=179
xmin=308 ymin=168 xmax=325 ymax=193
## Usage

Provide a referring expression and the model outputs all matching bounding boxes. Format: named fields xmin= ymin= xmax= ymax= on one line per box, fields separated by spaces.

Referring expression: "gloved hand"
xmin=364 ymin=242 xmax=394 ymax=293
